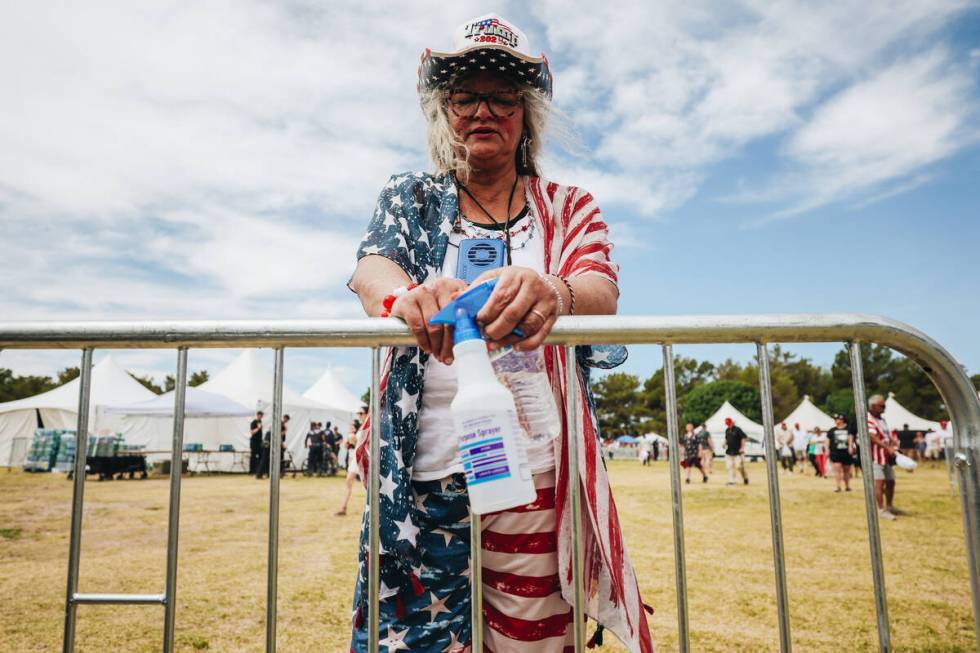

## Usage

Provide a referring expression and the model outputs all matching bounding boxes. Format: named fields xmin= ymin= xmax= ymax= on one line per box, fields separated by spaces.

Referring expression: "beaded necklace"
xmin=453 ymin=206 xmax=535 ymax=251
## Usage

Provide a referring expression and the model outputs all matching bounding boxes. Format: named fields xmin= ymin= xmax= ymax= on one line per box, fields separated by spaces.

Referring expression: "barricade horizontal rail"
xmin=1 ymin=313 xmax=977 ymax=653
xmin=72 ymin=593 xmax=167 ymax=605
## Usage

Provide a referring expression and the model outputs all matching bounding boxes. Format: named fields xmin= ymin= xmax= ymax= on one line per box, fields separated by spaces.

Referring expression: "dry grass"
xmin=0 ymin=461 xmax=973 ymax=652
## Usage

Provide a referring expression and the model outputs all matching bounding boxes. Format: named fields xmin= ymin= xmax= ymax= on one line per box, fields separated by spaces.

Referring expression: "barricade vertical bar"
xmin=266 ymin=347 xmax=285 ymax=653
xmin=756 ymin=343 xmax=792 ymax=653
xmin=849 ymin=342 xmax=891 ymax=652
xmin=945 ymin=446 xmax=956 ymax=496
xmin=62 ymin=348 xmax=93 ymax=653
xmin=661 ymin=345 xmax=690 ymax=653
xmin=162 ymin=347 xmax=188 ymax=653
xmin=564 ymin=345 xmax=585 ymax=652
xmin=368 ymin=347 xmax=381 ymax=653
xmin=470 ymin=514 xmax=483 ymax=651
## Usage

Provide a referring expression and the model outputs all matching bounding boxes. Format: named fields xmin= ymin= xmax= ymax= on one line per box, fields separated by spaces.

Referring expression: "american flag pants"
xmin=350 ymin=470 xmax=574 ymax=652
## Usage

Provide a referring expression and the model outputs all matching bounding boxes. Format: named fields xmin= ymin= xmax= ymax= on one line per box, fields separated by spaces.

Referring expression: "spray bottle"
xmin=430 ymin=279 xmax=536 ymax=514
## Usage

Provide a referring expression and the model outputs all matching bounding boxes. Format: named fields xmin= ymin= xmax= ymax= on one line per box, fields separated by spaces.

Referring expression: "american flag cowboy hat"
xmin=418 ymin=13 xmax=553 ymax=99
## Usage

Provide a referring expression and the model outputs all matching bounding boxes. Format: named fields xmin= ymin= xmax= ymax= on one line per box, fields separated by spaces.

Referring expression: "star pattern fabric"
xmin=348 ymin=172 xmax=644 ymax=652
xmin=351 ymin=475 xmax=473 ymax=652
xmin=419 ymin=46 xmax=553 ymax=98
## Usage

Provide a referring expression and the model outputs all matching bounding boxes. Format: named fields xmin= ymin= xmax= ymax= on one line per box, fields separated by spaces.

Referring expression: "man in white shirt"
xmin=792 ymin=422 xmax=808 ymax=472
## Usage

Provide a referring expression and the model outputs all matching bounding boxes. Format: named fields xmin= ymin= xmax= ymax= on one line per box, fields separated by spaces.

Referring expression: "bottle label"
xmin=458 ymin=412 xmax=513 ymax=486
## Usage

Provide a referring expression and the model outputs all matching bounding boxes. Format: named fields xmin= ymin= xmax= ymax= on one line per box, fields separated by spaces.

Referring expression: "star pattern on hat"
xmin=420 ymin=48 xmax=552 ymax=98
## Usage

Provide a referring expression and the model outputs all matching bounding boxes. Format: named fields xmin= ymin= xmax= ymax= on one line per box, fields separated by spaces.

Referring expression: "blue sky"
xmin=1 ymin=1 xmax=978 ymax=398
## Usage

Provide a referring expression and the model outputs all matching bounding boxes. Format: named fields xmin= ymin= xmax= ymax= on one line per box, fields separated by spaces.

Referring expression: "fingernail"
xmin=446 ymin=357 xmax=454 ymax=365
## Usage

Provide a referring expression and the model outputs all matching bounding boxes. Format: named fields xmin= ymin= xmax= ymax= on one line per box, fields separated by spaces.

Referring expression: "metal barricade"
xmin=0 ymin=313 xmax=977 ymax=653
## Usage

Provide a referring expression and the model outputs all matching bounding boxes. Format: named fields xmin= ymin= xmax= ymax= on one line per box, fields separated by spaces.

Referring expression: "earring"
xmin=521 ymin=135 xmax=532 ymax=170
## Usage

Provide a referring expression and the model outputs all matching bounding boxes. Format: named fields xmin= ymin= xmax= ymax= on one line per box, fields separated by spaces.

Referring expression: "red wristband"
xmin=380 ymin=283 xmax=418 ymax=317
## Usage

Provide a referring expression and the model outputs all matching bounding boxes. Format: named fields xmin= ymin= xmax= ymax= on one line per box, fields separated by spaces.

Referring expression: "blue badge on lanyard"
xmin=456 ymin=239 xmax=505 ymax=284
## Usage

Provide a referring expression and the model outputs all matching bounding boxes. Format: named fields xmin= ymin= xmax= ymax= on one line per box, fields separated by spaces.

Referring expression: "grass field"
xmin=0 ymin=461 xmax=974 ymax=652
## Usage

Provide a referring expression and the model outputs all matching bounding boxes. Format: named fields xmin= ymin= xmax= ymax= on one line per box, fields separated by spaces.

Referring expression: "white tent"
xmin=703 ymin=400 xmax=766 ymax=458
xmin=100 ymin=387 xmax=255 ymax=472
xmin=883 ymin=392 xmax=941 ymax=433
xmin=779 ymin=395 xmax=835 ymax=433
xmin=197 ymin=350 xmax=353 ymax=466
xmin=104 ymin=387 xmax=254 ymax=418
xmin=303 ymin=368 xmax=362 ymax=414
xmin=0 ymin=356 xmax=156 ymax=466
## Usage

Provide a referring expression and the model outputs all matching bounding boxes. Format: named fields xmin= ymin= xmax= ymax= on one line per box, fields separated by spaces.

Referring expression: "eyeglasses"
xmin=447 ymin=90 xmax=523 ymax=117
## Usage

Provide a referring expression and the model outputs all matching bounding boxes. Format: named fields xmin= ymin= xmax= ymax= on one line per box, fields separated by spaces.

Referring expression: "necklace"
xmin=455 ymin=174 xmax=522 ymax=265
xmin=453 ymin=208 xmax=535 ymax=251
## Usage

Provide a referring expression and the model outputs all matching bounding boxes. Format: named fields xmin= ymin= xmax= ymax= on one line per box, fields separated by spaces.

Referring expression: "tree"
xmin=130 ymin=373 xmax=163 ymax=395
xmin=57 ymin=367 xmax=80 ymax=384
xmin=635 ymin=369 xmax=666 ymax=435
xmin=682 ymin=380 xmax=761 ymax=426
xmin=890 ymin=357 xmax=945 ymax=420
xmin=823 ymin=388 xmax=855 ymax=421
xmin=189 ymin=370 xmax=209 ymax=387
xmin=770 ymin=345 xmax=832 ymax=408
xmin=632 ymin=356 xmax=715 ymax=435
xmin=830 ymin=343 xmax=894 ymax=400
xmin=591 ymin=373 xmax=642 ymax=437
xmin=0 ymin=368 xmax=57 ymax=402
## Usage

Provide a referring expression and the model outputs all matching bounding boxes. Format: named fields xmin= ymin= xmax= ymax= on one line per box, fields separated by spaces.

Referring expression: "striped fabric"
xmin=868 ymin=414 xmax=892 ymax=465
xmin=481 ymin=470 xmax=574 ymax=652
xmin=532 ymin=179 xmax=653 ymax=653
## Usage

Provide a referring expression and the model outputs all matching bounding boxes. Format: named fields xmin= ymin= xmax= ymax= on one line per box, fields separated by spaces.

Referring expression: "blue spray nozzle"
xmin=429 ymin=279 xmax=524 ymax=345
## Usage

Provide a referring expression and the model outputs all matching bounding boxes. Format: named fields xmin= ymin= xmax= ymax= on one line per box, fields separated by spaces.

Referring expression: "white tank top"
xmin=412 ymin=208 xmax=555 ymax=481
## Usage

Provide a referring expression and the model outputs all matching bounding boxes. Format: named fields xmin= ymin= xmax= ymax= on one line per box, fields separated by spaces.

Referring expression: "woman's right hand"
xmin=391 ymin=277 xmax=468 ymax=365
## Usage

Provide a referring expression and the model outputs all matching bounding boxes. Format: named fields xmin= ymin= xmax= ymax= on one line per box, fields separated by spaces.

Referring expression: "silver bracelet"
xmin=540 ymin=275 xmax=565 ymax=316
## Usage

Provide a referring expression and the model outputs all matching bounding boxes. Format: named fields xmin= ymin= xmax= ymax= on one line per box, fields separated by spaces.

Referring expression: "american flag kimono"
xmin=349 ymin=171 xmax=654 ymax=652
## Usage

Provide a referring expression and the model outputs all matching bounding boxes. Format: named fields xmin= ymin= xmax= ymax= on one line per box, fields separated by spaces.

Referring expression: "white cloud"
xmin=769 ymin=49 xmax=978 ymax=217
xmin=535 ymin=0 xmax=975 ymax=216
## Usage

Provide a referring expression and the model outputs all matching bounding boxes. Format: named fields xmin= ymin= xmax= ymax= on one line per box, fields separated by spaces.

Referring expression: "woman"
xmin=336 ymin=411 xmax=365 ymax=516
xmin=683 ymin=422 xmax=706 ymax=484
xmin=827 ymin=414 xmax=855 ymax=492
xmin=346 ymin=14 xmax=652 ymax=653
xmin=812 ymin=427 xmax=829 ymax=478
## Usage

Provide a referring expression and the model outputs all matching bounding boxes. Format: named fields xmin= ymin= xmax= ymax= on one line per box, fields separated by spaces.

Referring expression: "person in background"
xmin=325 ymin=424 xmax=343 ymax=473
xmin=248 ymin=410 xmax=264 ymax=475
xmin=792 ymin=421 xmax=808 ymax=472
xmin=256 ymin=414 xmax=289 ymax=479
xmin=777 ymin=421 xmax=795 ymax=475
xmin=914 ymin=432 xmax=926 ymax=462
xmin=924 ymin=428 xmax=943 ymax=467
xmin=682 ymin=422 xmax=706 ymax=483
xmin=812 ymin=427 xmax=829 ymax=478
xmin=867 ymin=394 xmax=899 ymax=520
xmin=336 ymin=407 xmax=367 ymax=516
xmin=639 ymin=436 xmax=652 ymax=466
xmin=697 ymin=423 xmax=714 ymax=479
xmin=305 ymin=420 xmax=325 ymax=477
xmin=724 ymin=417 xmax=749 ymax=486
xmin=937 ymin=419 xmax=954 ymax=458
xmin=897 ymin=423 xmax=917 ymax=460
xmin=827 ymin=414 xmax=855 ymax=492
xmin=806 ymin=429 xmax=820 ymax=477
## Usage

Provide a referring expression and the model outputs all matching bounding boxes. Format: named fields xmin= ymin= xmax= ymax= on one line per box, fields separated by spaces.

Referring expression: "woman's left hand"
xmin=471 ymin=266 xmax=559 ymax=351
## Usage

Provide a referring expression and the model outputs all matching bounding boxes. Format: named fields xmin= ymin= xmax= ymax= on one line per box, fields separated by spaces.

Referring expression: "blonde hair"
xmin=420 ymin=82 xmax=552 ymax=182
